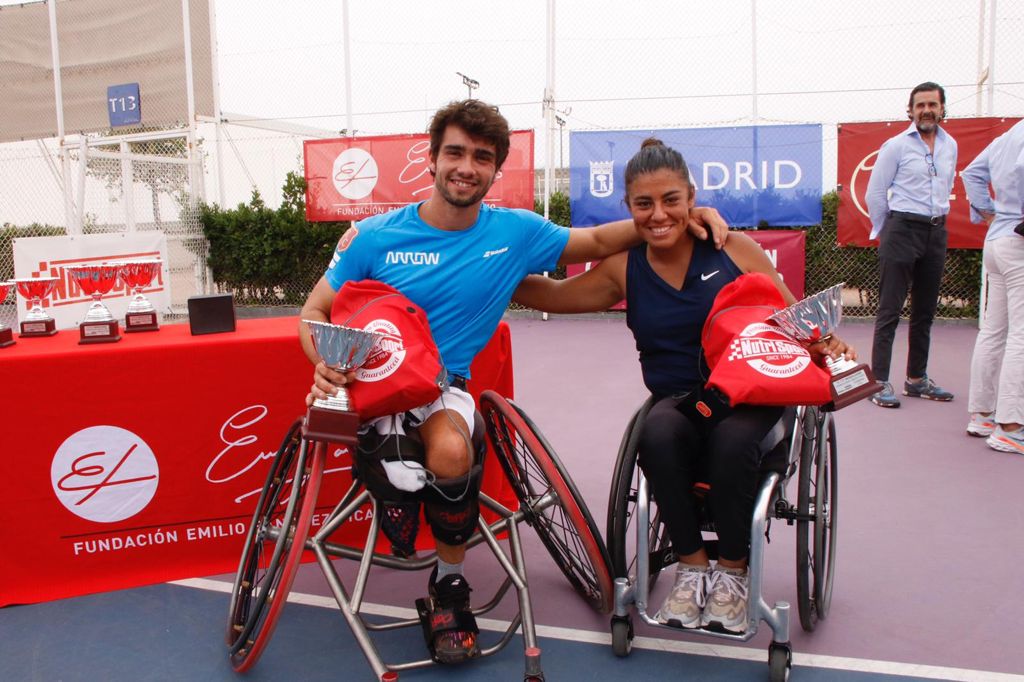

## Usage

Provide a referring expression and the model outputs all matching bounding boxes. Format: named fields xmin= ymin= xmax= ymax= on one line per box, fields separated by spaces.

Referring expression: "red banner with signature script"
xmin=836 ymin=117 xmax=1020 ymax=249
xmin=304 ymin=130 xmax=535 ymax=222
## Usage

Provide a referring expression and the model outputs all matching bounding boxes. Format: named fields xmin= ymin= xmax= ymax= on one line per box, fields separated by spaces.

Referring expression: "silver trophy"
xmin=13 ymin=275 xmax=60 ymax=337
xmin=66 ymin=263 xmax=122 ymax=343
xmin=302 ymin=320 xmax=384 ymax=444
xmin=769 ymin=283 xmax=880 ymax=409
xmin=116 ymin=259 xmax=162 ymax=332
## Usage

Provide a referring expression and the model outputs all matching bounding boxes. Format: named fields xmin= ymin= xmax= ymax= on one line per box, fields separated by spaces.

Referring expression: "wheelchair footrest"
xmin=415 ymin=597 xmax=480 ymax=665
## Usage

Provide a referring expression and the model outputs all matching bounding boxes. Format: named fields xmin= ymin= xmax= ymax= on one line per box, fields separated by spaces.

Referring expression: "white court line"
xmin=179 ymin=577 xmax=1023 ymax=682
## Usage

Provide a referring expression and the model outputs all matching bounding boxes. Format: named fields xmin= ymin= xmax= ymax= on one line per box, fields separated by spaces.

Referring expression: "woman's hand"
xmin=305 ymin=361 xmax=357 ymax=407
xmin=808 ymin=334 xmax=857 ymax=366
xmin=687 ymin=206 xmax=729 ymax=250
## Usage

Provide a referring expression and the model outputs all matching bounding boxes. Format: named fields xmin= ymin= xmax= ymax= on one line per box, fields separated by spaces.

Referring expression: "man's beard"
xmin=915 ymin=114 xmax=939 ymax=133
xmin=436 ymin=175 xmax=492 ymax=207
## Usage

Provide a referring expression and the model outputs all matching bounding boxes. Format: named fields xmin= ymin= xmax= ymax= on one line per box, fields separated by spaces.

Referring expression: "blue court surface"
xmin=3 ymin=316 xmax=1023 ymax=682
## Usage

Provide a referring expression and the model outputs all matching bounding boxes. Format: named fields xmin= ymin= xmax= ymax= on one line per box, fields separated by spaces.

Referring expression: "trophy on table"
xmin=768 ymin=283 xmax=881 ymax=410
xmin=13 ymin=276 xmax=60 ymax=337
xmin=117 ymin=259 xmax=162 ymax=332
xmin=0 ymin=281 xmax=14 ymax=347
xmin=301 ymin=320 xmax=384 ymax=447
xmin=66 ymin=263 xmax=122 ymax=344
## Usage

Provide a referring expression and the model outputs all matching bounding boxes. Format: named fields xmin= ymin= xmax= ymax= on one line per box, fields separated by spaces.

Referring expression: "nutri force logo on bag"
xmin=726 ymin=322 xmax=810 ymax=378
xmin=51 ymin=426 xmax=160 ymax=523
xmin=356 ymin=319 xmax=406 ymax=382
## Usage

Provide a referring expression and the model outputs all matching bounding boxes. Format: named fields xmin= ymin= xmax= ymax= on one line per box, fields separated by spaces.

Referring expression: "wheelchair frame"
xmin=225 ymin=391 xmax=614 ymax=682
xmin=606 ymin=398 xmax=838 ymax=682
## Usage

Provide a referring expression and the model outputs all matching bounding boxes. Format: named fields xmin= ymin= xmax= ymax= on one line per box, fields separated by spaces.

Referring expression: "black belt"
xmin=447 ymin=375 xmax=467 ymax=391
xmin=889 ymin=210 xmax=946 ymax=226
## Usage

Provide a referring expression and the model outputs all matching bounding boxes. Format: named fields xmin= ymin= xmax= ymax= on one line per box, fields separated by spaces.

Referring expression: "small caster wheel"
xmin=768 ymin=642 xmax=792 ymax=682
xmin=611 ymin=616 xmax=633 ymax=657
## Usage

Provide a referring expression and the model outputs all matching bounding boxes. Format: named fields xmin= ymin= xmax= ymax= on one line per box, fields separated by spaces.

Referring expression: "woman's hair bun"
xmin=640 ymin=137 xmax=664 ymax=149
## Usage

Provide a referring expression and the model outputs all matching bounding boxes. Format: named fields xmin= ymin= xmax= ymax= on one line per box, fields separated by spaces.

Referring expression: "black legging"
xmin=636 ymin=395 xmax=783 ymax=562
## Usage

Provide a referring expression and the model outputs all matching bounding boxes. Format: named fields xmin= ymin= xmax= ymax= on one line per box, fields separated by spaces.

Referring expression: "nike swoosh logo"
xmin=701 ymin=270 xmax=720 ymax=281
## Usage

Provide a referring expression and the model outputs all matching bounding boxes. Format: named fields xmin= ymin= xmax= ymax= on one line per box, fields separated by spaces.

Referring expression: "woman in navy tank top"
xmin=514 ymin=139 xmax=854 ymax=634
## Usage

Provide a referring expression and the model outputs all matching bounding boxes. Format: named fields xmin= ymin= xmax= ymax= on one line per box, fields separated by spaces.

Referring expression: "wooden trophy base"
xmin=0 ymin=327 xmax=14 ymax=347
xmin=125 ymin=312 xmax=159 ymax=332
xmin=20 ymin=319 xmax=57 ymax=337
xmin=79 ymin=320 xmax=121 ymax=344
xmin=825 ymin=363 xmax=881 ymax=411
xmin=302 ymin=404 xmax=360 ymax=448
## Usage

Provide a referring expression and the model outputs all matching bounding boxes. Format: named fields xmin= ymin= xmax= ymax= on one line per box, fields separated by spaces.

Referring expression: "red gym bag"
xmin=702 ymin=273 xmax=832 ymax=407
xmin=329 ymin=280 xmax=446 ymax=419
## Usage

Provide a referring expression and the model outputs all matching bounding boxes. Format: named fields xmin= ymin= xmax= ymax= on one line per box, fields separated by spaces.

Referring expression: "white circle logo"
xmin=51 ymin=426 xmax=159 ymax=523
xmin=332 ymin=148 xmax=379 ymax=199
xmin=355 ymin=318 xmax=406 ymax=383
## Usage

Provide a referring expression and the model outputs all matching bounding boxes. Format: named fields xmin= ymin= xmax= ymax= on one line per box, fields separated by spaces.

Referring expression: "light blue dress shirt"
xmin=961 ymin=119 xmax=1024 ymax=241
xmin=864 ymin=121 xmax=958 ymax=240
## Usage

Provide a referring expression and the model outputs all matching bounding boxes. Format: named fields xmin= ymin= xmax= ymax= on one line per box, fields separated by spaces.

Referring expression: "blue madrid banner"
xmin=569 ymin=124 xmax=822 ymax=227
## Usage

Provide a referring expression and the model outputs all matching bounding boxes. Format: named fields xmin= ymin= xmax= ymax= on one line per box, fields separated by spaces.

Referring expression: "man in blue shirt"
xmin=865 ymin=82 xmax=958 ymax=408
xmin=299 ymin=99 xmax=727 ymax=663
xmin=962 ymin=119 xmax=1024 ymax=453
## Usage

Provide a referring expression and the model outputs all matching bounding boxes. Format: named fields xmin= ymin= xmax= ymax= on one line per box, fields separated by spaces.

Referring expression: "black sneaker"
xmin=903 ymin=376 xmax=954 ymax=402
xmin=427 ymin=570 xmax=479 ymax=664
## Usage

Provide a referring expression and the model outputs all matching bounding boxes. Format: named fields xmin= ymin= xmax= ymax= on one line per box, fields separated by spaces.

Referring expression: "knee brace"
xmin=422 ymin=462 xmax=484 ymax=546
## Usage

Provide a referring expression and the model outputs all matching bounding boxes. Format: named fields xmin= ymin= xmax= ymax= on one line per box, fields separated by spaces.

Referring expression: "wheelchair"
xmin=225 ymin=390 xmax=614 ymax=681
xmin=606 ymin=397 xmax=838 ymax=682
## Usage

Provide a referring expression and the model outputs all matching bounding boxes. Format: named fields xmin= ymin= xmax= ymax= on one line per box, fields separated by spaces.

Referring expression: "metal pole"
xmin=343 ymin=0 xmax=354 ymax=135
xmin=751 ymin=0 xmax=758 ymax=125
xmin=987 ymin=0 xmax=996 ymax=115
xmin=48 ymin=0 xmax=79 ymax=236
xmin=976 ymin=0 xmax=986 ymax=116
xmin=121 ymin=140 xmax=136 ymax=232
xmin=542 ymin=0 xmax=557 ymax=322
xmin=209 ymin=0 xmax=226 ymax=207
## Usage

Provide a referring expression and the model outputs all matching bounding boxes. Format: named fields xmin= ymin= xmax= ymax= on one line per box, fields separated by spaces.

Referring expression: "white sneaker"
xmin=654 ymin=564 xmax=707 ymax=628
xmin=701 ymin=566 xmax=749 ymax=633
xmin=986 ymin=426 xmax=1024 ymax=454
xmin=966 ymin=413 xmax=996 ymax=437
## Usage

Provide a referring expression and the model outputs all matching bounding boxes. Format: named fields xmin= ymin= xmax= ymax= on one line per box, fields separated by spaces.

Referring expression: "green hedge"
xmin=199 ymin=172 xmax=349 ymax=305
xmin=1 ymin=223 xmax=67 ymax=282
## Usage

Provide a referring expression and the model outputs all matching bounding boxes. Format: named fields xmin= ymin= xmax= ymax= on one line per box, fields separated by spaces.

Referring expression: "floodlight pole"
xmin=456 ymin=72 xmax=479 ymax=99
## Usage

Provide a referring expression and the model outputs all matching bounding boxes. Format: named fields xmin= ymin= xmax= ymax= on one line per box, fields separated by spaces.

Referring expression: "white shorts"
xmin=363 ymin=386 xmax=476 ymax=439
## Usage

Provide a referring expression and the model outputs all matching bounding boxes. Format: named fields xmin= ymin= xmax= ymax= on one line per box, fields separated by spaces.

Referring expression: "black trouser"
xmin=871 ymin=213 xmax=948 ymax=382
xmin=636 ymin=395 xmax=783 ymax=562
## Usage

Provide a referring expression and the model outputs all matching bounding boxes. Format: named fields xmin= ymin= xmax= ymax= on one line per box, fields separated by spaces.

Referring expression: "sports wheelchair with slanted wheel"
xmin=225 ymin=390 xmax=614 ymax=681
xmin=606 ymin=398 xmax=837 ymax=682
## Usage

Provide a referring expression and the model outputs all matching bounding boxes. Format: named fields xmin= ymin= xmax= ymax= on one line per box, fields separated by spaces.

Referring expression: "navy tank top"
xmin=625 ymin=238 xmax=744 ymax=398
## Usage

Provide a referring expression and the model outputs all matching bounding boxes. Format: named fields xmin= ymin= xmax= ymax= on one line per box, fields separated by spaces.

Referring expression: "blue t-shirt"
xmin=325 ymin=202 xmax=570 ymax=378
xmin=625 ymin=238 xmax=743 ymax=397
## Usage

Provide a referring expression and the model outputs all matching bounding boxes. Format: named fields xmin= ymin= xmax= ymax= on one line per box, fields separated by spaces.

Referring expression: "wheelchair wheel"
xmin=607 ymin=398 xmax=673 ymax=586
xmin=226 ymin=419 xmax=325 ymax=671
xmin=480 ymin=391 xmax=614 ymax=614
xmin=795 ymin=408 xmax=838 ymax=632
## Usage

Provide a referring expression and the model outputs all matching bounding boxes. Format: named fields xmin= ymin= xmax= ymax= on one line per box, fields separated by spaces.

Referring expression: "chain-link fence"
xmin=2 ymin=0 xmax=1022 ymax=321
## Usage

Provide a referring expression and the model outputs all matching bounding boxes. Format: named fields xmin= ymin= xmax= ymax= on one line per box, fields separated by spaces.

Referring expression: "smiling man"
xmin=864 ymin=82 xmax=958 ymax=408
xmin=298 ymin=99 xmax=728 ymax=665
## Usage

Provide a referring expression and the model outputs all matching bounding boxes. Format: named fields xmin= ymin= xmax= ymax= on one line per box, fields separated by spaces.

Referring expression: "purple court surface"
xmin=2 ymin=315 xmax=1022 ymax=682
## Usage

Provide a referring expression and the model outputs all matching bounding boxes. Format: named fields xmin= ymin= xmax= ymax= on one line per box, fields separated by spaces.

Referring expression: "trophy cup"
xmin=301 ymin=320 xmax=384 ymax=446
xmin=0 ymin=282 xmax=14 ymax=347
xmin=13 ymin=276 xmax=60 ymax=337
xmin=66 ymin=263 xmax=122 ymax=344
xmin=117 ymin=259 xmax=162 ymax=332
xmin=768 ymin=283 xmax=881 ymax=410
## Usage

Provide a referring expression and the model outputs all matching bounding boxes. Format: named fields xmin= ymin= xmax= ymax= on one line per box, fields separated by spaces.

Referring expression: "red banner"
xmin=0 ymin=317 xmax=515 ymax=606
xmin=564 ymin=228 xmax=805 ymax=308
xmin=836 ymin=117 xmax=1020 ymax=249
xmin=304 ymin=130 xmax=535 ymax=222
